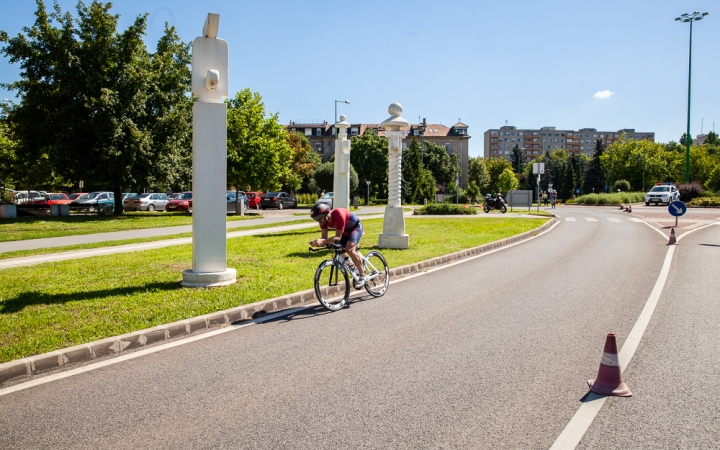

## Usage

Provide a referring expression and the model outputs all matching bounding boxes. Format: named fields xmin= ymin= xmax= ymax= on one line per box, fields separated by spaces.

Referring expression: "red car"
xmin=165 ymin=192 xmax=192 ymax=213
xmin=245 ymin=191 xmax=263 ymax=209
xmin=33 ymin=193 xmax=71 ymax=206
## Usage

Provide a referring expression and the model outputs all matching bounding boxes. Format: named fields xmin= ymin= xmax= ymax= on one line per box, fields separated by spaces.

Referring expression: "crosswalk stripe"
xmin=607 ymin=218 xmax=621 ymax=223
xmin=628 ymin=218 xmax=644 ymax=222
xmin=565 ymin=217 xmax=576 ymax=222
xmin=585 ymin=217 xmax=598 ymax=222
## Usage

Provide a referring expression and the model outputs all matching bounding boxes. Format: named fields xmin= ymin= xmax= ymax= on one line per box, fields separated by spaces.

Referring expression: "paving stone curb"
xmin=0 ymin=218 xmax=555 ymax=386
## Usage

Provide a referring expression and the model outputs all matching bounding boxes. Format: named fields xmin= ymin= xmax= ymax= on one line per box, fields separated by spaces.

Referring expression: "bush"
xmin=613 ymin=180 xmax=631 ymax=192
xmin=296 ymin=193 xmax=318 ymax=205
xmin=677 ymin=181 xmax=704 ymax=202
xmin=573 ymin=192 xmax=644 ymax=205
xmin=687 ymin=196 xmax=720 ymax=207
xmin=414 ymin=203 xmax=477 ymax=215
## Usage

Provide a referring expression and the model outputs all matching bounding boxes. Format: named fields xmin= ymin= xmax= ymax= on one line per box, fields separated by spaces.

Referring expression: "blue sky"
xmin=1 ymin=0 xmax=718 ymax=157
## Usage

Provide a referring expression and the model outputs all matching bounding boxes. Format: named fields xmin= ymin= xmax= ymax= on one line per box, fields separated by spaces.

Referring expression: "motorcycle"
xmin=483 ymin=193 xmax=507 ymax=213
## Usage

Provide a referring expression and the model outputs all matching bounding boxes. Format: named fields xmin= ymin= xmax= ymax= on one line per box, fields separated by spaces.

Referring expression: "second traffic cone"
xmin=587 ymin=334 xmax=632 ymax=397
xmin=667 ymin=228 xmax=677 ymax=245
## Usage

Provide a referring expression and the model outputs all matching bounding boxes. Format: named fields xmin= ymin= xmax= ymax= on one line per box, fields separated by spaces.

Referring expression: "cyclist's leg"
xmin=342 ymin=225 xmax=364 ymax=276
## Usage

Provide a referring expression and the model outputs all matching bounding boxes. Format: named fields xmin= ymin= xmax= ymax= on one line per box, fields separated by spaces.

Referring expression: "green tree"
xmin=496 ymin=168 xmax=519 ymax=195
xmin=467 ymin=156 xmax=490 ymax=191
xmin=485 ymin=157 xmax=513 ymax=194
xmin=583 ymin=139 xmax=607 ymax=194
xmin=285 ymin=131 xmax=321 ymax=194
xmin=704 ymin=131 xmax=719 ymax=147
xmin=312 ymin=161 xmax=358 ymax=194
xmin=422 ymin=141 xmax=459 ymax=186
xmin=510 ymin=144 xmax=526 ymax=174
xmin=350 ymin=129 xmax=388 ymax=199
xmin=226 ymin=88 xmax=292 ymax=192
xmin=466 ymin=181 xmax=480 ymax=204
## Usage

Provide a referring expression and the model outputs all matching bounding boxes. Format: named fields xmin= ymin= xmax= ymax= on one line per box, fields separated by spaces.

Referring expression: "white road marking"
xmin=551 ymin=221 xmax=716 ymax=449
xmin=606 ymin=218 xmax=621 ymax=223
xmin=565 ymin=217 xmax=577 ymax=222
xmin=628 ymin=218 xmax=644 ymax=223
xmin=1 ymin=220 xmax=561 ymax=396
xmin=585 ymin=217 xmax=598 ymax=222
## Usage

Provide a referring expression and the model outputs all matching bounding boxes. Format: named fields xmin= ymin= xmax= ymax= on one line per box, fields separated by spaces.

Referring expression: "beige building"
xmin=287 ymin=119 xmax=470 ymax=187
xmin=484 ymin=126 xmax=655 ymax=160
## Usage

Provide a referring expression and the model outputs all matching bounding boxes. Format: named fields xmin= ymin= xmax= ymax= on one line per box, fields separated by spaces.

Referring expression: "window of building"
xmin=305 ymin=128 xmax=312 ymax=136
xmin=445 ymin=143 xmax=452 ymax=152
xmin=402 ymin=142 xmax=408 ymax=150
xmin=315 ymin=143 xmax=321 ymax=152
xmin=351 ymin=127 xmax=359 ymax=135
xmin=316 ymin=129 xmax=323 ymax=136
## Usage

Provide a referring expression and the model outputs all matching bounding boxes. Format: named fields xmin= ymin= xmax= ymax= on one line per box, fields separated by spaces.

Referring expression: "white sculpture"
xmin=182 ymin=13 xmax=236 ymax=287
xmin=333 ymin=115 xmax=351 ymax=209
xmin=378 ymin=103 xmax=409 ymax=249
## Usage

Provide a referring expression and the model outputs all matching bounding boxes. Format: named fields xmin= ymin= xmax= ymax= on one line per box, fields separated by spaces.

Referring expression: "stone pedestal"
xmin=378 ymin=103 xmax=409 ymax=249
xmin=182 ymin=13 xmax=236 ymax=288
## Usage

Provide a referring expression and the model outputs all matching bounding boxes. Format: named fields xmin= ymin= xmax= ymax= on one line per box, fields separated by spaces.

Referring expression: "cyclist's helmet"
xmin=310 ymin=203 xmax=330 ymax=222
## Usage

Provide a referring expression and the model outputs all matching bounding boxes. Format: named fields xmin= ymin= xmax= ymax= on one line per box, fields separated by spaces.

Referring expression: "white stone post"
xmin=378 ymin=103 xmax=409 ymax=249
xmin=182 ymin=13 xmax=236 ymax=287
xmin=333 ymin=115 xmax=351 ymax=210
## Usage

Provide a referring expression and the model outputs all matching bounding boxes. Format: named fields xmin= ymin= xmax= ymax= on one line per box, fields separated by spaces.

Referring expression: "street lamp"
xmin=675 ymin=11 xmax=709 ymax=183
xmin=365 ymin=180 xmax=370 ymax=206
xmin=334 ymin=100 xmax=349 ymax=137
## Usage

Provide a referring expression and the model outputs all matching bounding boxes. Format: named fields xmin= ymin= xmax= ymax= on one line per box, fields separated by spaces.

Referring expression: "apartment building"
xmin=484 ymin=126 xmax=655 ymax=160
xmin=287 ymin=119 xmax=470 ymax=187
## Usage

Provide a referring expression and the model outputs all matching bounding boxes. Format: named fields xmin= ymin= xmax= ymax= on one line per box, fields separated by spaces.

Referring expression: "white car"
xmin=315 ymin=192 xmax=333 ymax=207
xmin=645 ymin=185 xmax=679 ymax=206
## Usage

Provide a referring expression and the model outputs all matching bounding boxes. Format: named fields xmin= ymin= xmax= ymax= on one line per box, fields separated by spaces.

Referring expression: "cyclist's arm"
xmin=310 ymin=228 xmax=342 ymax=247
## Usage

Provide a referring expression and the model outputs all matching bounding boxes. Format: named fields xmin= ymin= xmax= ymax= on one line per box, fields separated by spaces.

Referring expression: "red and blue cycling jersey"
xmin=321 ymin=208 xmax=360 ymax=236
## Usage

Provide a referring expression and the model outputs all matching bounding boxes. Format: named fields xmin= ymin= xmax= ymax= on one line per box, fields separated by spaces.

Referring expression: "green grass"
xmin=0 ymin=217 xmax=548 ymax=362
xmin=0 ymin=219 xmax=311 ymax=260
xmin=567 ymin=192 xmax=645 ymax=205
xmin=0 ymin=212 xmax=261 ymax=242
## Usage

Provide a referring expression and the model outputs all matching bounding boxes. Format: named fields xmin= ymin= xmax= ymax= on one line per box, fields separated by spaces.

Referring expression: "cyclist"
xmin=309 ymin=203 xmax=366 ymax=286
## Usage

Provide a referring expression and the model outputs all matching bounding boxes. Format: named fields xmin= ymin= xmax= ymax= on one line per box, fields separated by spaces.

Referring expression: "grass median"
xmin=0 ymin=212 xmax=261 ymax=242
xmin=0 ymin=216 xmax=548 ymax=362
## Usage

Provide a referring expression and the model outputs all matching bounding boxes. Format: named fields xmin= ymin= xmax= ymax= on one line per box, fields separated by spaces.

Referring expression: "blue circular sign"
xmin=668 ymin=201 xmax=687 ymax=217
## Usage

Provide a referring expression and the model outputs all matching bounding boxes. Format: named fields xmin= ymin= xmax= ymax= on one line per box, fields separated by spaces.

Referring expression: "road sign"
xmin=533 ymin=163 xmax=545 ymax=174
xmin=668 ymin=201 xmax=686 ymax=217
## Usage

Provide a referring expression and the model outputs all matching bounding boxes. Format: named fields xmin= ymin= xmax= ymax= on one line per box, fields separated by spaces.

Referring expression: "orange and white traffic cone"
xmin=587 ymin=333 xmax=632 ymax=397
xmin=667 ymin=228 xmax=677 ymax=245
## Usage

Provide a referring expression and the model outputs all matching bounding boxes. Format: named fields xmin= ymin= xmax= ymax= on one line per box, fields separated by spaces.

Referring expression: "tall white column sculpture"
xmin=333 ymin=115 xmax=351 ymax=209
xmin=378 ymin=103 xmax=409 ymax=249
xmin=182 ymin=13 xmax=237 ymax=287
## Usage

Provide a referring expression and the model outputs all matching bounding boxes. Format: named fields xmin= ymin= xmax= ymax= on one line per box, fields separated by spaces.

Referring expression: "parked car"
xmin=70 ymin=191 xmax=115 ymax=212
xmin=121 ymin=192 xmax=138 ymax=202
xmin=226 ymin=190 xmax=248 ymax=213
xmin=68 ymin=193 xmax=86 ymax=201
xmin=124 ymin=192 xmax=169 ymax=212
xmin=245 ymin=191 xmax=263 ymax=209
xmin=165 ymin=192 xmax=192 ymax=213
xmin=167 ymin=193 xmax=182 ymax=200
xmin=12 ymin=190 xmax=45 ymax=204
xmin=645 ymin=184 xmax=679 ymax=206
xmin=315 ymin=192 xmax=334 ymax=207
xmin=33 ymin=193 xmax=71 ymax=206
xmin=260 ymin=191 xmax=297 ymax=210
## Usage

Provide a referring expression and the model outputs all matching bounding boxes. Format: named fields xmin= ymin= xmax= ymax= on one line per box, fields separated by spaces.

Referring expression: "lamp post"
xmin=365 ymin=180 xmax=370 ymax=206
xmin=334 ymin=100 xmax=349 ymax=137
xmin=675 ymin=11 xmax=709 ymax=183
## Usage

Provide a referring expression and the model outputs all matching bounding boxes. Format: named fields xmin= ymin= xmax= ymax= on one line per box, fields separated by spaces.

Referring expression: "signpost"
xmin=533 ymin=163 xmax=545 ymax=212
xmin=668 ymin=200 xmax=687 ymax=227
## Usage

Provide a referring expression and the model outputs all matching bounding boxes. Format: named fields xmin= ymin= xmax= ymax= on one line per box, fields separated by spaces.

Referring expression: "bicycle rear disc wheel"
xmin=314 ymin=260 xmax=350 ymax=311
xmin=363 ymin=251 xmax=390 ymax=297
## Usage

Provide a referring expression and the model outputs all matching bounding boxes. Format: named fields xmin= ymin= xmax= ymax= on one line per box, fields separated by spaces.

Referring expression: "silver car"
xmin=123 ymin=193 xmax=169 ymax=212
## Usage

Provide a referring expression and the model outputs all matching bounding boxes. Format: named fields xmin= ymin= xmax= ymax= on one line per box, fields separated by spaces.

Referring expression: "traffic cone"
xmin=667 ymin=228 xmax=677 ymax=245
xmin=587 ymin=333 xmax=632 ymax=397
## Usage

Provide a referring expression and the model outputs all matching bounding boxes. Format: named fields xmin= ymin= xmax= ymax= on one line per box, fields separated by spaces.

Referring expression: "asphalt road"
xmin=1 ymin=206 xmax=718 ymax=448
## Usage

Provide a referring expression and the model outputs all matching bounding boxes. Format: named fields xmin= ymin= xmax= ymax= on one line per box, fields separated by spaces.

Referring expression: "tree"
xmin=583 ymin=139 xmax=606 ymax=194
xmin=350 ymin=129 xmax=388 ymax=199
xmin=485 ymin=157 xmax=513 ymax=194
xmin=285 ymin=131 xmax=321 ymax=194
xmin=313 ymin=161 xmax=358 ymax=194
xmin=1 ymin=1 xmax=194 ymax=213
xmin=510 ymin=144 xmax=526 ymax=174
xmin=226 ymin=88 xmax=292 ymax=192
xmin=496 ymin=168 xmax=519 ymax=195
xmin=680 ymin=133 xmax=689 ymax=146
xmin=401 ymin=138 xmax=435 ymax=204
xmin=422 ymin=141 xmax=459 ymax=187
xmin=705 ymin=131 xmax=719 ymax=147
xmin=467 ymin=156 xmax=490 ymax=192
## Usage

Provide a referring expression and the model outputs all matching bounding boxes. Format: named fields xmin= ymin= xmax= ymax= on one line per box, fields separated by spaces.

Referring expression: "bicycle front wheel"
xmin=363 ymin=251 xmax=390 ymax=297
xmin=314 ymin=260 xmax=350 ymax=311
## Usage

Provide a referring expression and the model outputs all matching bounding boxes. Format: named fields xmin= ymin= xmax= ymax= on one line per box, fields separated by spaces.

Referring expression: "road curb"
xmin=0 ymin=218 xmax=555 ymax=386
